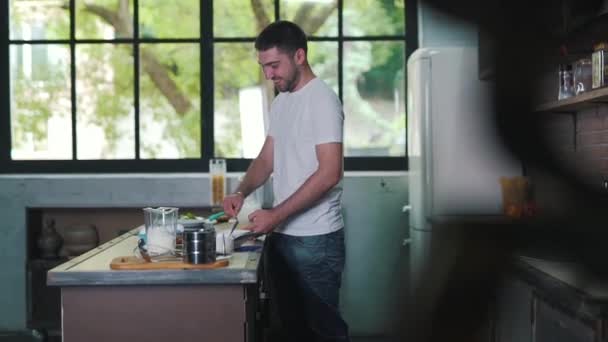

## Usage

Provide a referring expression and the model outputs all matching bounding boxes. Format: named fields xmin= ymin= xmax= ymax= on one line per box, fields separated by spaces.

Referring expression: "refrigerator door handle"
xmin=402 ymin=205 xmax=411 ymax=213
xmin=403 ymin=238 xmax=412 ymax=246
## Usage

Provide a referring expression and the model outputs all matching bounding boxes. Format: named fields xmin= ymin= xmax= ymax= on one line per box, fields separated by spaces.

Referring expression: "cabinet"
xmin=494 ymin=274 xmax=604 ymax=342
xmin=27 ymin=259 xmax=66 ymax=333
xmin=533 ymin=297 xmax=596 ymax=342
xmin=495 ymin=278 xmax=534 ymax=342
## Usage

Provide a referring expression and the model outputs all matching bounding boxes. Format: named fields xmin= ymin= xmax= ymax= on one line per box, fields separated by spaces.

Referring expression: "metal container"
xmin=183 ymin=226 xmax=216 ymax=264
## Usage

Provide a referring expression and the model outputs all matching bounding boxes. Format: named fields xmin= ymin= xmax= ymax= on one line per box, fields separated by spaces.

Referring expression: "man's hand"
xmin=223 ymin=192 xmax=244 ymax=217
xmin=243 ymin=209 xmax=281 ymax=234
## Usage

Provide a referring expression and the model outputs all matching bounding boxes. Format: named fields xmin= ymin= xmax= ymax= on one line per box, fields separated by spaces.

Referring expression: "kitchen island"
xmin=47 ymin=225 xmax=262 ymax=342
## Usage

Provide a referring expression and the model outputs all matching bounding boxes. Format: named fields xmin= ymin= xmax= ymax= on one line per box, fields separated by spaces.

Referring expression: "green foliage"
xmin=139 ymin=0 xmax=199 ymax=38
xmin=10 ymin=0 xmax=407 ymax=160
xmin=214 ymin=0 xmax=273 ymax=37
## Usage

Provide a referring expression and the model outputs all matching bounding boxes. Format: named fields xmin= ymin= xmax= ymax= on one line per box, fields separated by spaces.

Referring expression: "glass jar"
xmin=592 ymin=42 xmax=608 ymax=89
xmin=558 ymin=64 xmax=574 ymax=100
xmin=574 ymin=58 xmax=592 ymax=95
xmin=209 ymin=158 xmax=226 ymax=207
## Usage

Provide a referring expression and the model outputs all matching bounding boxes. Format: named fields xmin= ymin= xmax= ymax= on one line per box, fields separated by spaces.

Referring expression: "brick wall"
xmin=576 ymin=106 xmax=608 ymax=181
xmin=538 ymin=105 xmax=608 ymax=189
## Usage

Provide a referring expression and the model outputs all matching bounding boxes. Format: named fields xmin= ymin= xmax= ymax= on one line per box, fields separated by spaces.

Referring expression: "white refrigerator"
xmin=406 ymin=46 xmax=522 ymax=294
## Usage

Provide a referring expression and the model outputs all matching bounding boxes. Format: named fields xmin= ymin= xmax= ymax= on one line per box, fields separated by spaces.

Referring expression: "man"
xmin=223 ymin=20 xmax=349 ymax=342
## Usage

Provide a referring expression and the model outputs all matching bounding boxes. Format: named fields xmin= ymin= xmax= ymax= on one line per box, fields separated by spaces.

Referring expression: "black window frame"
xmin=0 ymin=0 xmax=417 ymax=174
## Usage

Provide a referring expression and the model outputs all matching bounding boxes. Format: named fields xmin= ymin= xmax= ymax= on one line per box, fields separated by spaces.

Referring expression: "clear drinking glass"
xmin=209 ymin=159 xmax=226 ymax=207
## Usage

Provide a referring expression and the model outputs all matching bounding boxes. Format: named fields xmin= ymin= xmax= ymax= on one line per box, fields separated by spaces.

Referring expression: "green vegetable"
xmin=180 ymin=212 xmax=197 ymax=219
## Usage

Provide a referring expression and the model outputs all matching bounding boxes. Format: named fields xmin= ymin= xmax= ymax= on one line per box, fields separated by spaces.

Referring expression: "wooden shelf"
xmin=535 ymin=87 xmax=608 ymax=113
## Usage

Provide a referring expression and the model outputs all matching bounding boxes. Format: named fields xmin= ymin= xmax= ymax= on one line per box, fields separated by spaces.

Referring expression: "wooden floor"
xmin=0 ymin=331 xmax=392 ymax=342
xmin=0 ymin=332 xmax=398 ymax=342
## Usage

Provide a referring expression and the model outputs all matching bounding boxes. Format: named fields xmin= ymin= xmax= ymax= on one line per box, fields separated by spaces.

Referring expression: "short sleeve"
xmin=310 ymin=88 xmax=344 ymax=145
xmin=267 ymin=95 xmax=281 ymax=138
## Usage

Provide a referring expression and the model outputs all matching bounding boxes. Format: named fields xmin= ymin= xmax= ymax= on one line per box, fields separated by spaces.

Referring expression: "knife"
xmin=229 ymin=218 xmax=239 ymax=237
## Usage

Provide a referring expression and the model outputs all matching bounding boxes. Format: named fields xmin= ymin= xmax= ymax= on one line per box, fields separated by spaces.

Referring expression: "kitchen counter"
xmin=47 ymin=224 xmax=261 ymax=286
xmin=513 ymin=254 xmax=608 ymax=321
xmin=47 ymin=223 xmax=263 ymax=342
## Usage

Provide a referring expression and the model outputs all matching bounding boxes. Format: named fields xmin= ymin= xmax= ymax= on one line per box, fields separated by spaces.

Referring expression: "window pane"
xmin=140 ymin=43 xmax=201 ymax=159
xmin=76 ymin=0 xmax=134 ymax=39
xmin=343 ymin=41 xmax=405 ymax=157
xmin=308 ymin=42 xmax=338 ymax=96
xmin=139 ymin=0 xmax=199 ymax=39
xmin=214 ymin=43 xmax=268 ymax=158
xmin=10 ymin=44 xmax=72 ymax=160
xmin=9 ymin=0 xmax=70 ymax=40
xmin=10 ymin=0 xmax=69 ymax=40
xmin=214 ymin=0 xmax=273 ymax=38
xmin=280 ymin=0 xmax=337 ymax=37
xmin=76 ymin=44 xmax=135 ymax=159
xmin=343 ymin=0 xmax=405 ymax=36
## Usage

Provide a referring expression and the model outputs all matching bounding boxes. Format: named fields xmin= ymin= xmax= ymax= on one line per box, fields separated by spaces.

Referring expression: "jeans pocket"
xmin=325 ymin=230 xmax=345 ymax=276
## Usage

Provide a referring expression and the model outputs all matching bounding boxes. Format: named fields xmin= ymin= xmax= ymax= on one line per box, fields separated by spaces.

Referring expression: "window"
xmin=1 ymin=0 xmax=417 ymax=173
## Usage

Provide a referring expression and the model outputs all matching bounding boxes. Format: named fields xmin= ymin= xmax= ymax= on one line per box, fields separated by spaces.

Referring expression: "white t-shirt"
xmin=268 ymin=77 xmax=344 ymax=236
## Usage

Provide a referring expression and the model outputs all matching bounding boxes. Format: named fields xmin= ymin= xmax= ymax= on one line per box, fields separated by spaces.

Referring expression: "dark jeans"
xmin=264 ymin=229 xmax=350 ymax=342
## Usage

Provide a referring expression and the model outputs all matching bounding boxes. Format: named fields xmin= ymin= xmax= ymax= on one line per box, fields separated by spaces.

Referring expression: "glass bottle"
xmin=558 ymin=64 xmax=574 ymax=100
xmin=209 ymin=159 xmax=226 ymax=207
xmin=574 ymin=58 xmax=592 ymax=95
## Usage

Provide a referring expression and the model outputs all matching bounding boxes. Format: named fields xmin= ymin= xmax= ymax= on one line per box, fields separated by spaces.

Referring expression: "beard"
xmin=273 ymin=66 xmax=300 ymax=92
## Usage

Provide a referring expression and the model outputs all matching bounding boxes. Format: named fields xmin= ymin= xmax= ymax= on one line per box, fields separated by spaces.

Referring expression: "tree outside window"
xmin=6 ymin=0 xmax=409 ymax=171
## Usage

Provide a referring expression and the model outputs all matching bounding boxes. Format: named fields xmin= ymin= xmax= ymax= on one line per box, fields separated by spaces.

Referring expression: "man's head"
xmin=255 ymin=21 xmax=309 ymax=92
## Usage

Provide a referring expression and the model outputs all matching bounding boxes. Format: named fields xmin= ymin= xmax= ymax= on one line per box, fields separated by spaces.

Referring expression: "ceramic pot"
xmin=37 ymin=219 xmax=63 ymax=259
xmin=63 ymin=224 xmax=99 ymax=256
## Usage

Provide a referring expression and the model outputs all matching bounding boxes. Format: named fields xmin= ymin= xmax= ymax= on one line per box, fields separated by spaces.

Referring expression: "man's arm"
xmin=223 ymin=136 xmax=274 ymax=217
xmin=246 ymin=142 xmax=343 ymax=233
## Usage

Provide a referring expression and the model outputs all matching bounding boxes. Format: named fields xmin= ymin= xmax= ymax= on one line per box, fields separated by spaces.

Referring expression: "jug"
xmin=143 ymin=207 xmax=179 ymax=255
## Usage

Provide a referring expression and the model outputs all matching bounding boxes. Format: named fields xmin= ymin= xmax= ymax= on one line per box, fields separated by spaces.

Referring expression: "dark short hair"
xmin=255 ymin=20 xmax=307 ymax=55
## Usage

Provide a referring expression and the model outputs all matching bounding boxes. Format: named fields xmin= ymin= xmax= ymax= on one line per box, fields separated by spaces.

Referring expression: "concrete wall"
xmin=417 ymin=0 xmax=478 ymax=48
xmin=0 ymin=172 xmax=408 ymax=336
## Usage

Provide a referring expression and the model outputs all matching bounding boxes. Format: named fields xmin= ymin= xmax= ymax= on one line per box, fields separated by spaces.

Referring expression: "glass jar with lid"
xmin=574 ymin=58 xmax=592 ymax=94
xmin=558 ymin=64 xmax=574 ymax=100
xmin=209 ymin=158 xmax=226 ymax=207
xmin=592 ymin=42 xmax=608 ymax=89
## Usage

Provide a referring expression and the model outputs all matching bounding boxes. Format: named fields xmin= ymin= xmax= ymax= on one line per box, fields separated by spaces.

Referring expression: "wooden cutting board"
xmin=110 ymin=256 xmax=229 ymax=270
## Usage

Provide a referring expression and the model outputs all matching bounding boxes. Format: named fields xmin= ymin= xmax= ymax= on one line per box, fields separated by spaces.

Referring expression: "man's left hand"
xmin=243 ymin=209 xmax=280 ymax=234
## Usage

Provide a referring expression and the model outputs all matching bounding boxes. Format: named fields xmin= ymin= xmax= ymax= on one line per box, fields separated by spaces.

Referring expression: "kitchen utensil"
xmin=109 ymin=256 xmax=229 ymax=270
xmin=183 ymin=227 xmax=216 ymax=264
xmin=143 ymin=207 xmax=178 ymax=255
xmin=216 ymin=231 xmax=234 ymax=255
xmin=178 ymin=216 xmax=206 ymax=228
xmin=232 ymin=231 xmax=264 ymax=244
xmin=229 ymin=218 xmax=238 ymax=237
xmin=207 ymin=211 xmax=225 ymax=222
